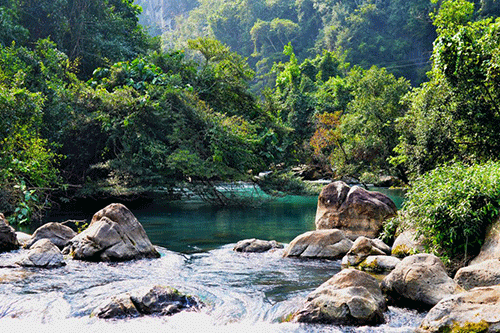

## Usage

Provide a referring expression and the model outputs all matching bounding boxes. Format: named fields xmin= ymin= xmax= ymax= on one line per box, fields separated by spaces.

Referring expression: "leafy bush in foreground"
xmin=400 ymin=161 xmax=500 ymax=261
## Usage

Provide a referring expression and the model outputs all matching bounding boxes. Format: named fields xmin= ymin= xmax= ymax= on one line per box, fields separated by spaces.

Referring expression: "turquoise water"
xmin=0 ymin=187 xmax=423 ymax=332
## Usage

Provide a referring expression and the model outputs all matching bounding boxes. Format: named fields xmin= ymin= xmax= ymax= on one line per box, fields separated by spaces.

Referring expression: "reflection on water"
xmin=0 ymin=188 xmax=420 ymax=332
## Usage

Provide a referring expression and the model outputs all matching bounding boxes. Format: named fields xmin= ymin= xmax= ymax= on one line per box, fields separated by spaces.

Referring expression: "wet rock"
xmin=454 ymin=259 xmax=500 ymax=290
xmin=292 ymin=269 xmax=386 ymax=325
xmin=341 ymin=236 xmax=391 ymax=267
xmin=0 ymin=213 xmax=18 ymax=253
xmin=28 ymin=222 xmax=76 ymax=249
xmin=418 ymin=285 xmax=500 ymax=333
xmin=92 ymin=286 xmax=202 ymax=319
xmin=391 ymin=229 xmax=425 ymax=258
xmin=283 ymin=229 xmax=353 ymax=259
xmin=233 ymin=238 xmax=283 ymax=253
xmin=381 ymin=254 xmax=463 ymax=310
xmin=63 ymin=203 xmax=160 ymax=262
xmin=17 ymin=239 xmax=65 ymax=268
xmin=470 ymin=218 xmax=500 ymax=265
xmin=315 ymin=181 xmax=397 ymax=239
xmin=355 ymin=255 xmax=401 ymax=273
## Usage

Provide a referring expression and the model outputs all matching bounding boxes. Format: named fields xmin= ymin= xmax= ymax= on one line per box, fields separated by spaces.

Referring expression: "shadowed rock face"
xmin=470 ymin=217 xmax=500 ymax=265
xmin=91 ymin=286 xmax=202 ymax=319
xmin=454 ymin=259 xmax=500 ymax=290
xmin=315 ymin=181 xmax=397 ymax=239
xmin=292 ymin=269 xmax=386 ymax=326
xmin=0 ymin=213 xmax=18 ymax=253
xmin=63 ymin=203 xmax=160 ymax=262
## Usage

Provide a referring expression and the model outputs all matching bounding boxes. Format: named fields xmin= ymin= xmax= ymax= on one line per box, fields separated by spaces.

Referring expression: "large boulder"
xmin=233 ymin=238 xmax=283 ymax=253
xmin=91 ymin=286 xmax=202 ymax=319
xmin=62 ymin=203 xmax=160 ymax=261
xmin=341 ymin=236 xmax=391 ymax=267
xmin=391 ymin=229 xmax=426 ymax=258
xmin=315 ymin=181 xmax=397 ymax=239
xmin=0 ymin=213 xmax=18 ymax=253
xmin=454 ymin=259 xmax=500 ymax=290
xmin=283 ymin=229 xmax=353 ymax=259
xmin=17 ymin=239 xmax=65 ymax=268
xmin=470 ymin=218 xmax=500 ymax=265
xmin=292 ymin=269 xmax=386 ymax=325
xmin=28 ymin=222 xmax=76 ymax=249
xmin=419 ymin=286 xmax=500 ymax=332
xmin=381 ymin=254 xmax=463 ymax=310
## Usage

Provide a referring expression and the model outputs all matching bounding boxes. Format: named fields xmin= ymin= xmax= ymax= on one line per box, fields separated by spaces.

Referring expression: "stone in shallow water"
xmin=17 ymin=239 xmax=65 ymax=268
xmin=233 ymin=238 xmax=283 ymax=253
xmin=292 ymin=269 xmax=386 ymax=325
xmin=91 ymin=286 xmax=202 ymax=319
xmin=28 ymin=222 xmax=76 ymax=249
xmin=283 ymin=229 xmax=353 ymax=259
xmin=0 ymin=213 xmax=18 ymax=253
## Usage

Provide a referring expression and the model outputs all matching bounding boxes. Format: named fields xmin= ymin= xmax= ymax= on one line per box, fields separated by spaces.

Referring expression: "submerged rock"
xmin=233 ymin=238 xmax=283 ymax=253
xmin=63 ymin=203 xmax=160 ymax=262
xmin=419 ymin=285 xmax=500 ymax=332
xmin=17 ymin=239 xmax=65 ymax=268
xmin=91 ymin=286 xmax=202 ymax=319
xmin=292 ymin=269 xmax=386 ymax=325
xmin=315 ymin=181 xmax=397 ymax=239
xmin=0 ymin=213 xmax=18 ymax=253
xmin=28 ymin=222 xmax=76 ymax=249
xmin=391 ymin=229 xmax=425 ymax=258
xmin=381 ymin=254 xmax=463 ymax=310
xmin=283 ymin=229 xmax=353 ymax=259
xmin=454 ymin=259 xmax=500 ymax=290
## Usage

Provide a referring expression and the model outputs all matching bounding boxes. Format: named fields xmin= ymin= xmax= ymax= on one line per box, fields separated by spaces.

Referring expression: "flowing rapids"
xmin=0 ymin=245 xmax=424 ymax=332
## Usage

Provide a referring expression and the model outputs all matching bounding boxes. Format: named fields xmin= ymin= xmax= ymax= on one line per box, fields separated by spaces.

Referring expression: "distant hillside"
xmin=135 ymin=0 xmax=198 ymax=36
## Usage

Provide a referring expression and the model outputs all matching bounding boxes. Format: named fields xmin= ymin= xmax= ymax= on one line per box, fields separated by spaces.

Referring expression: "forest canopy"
xmin=1 ymin=0 xmax=500 ymax=238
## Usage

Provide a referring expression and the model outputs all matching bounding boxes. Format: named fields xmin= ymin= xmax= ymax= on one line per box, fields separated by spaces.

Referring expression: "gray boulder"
xmin=454 ymin=259 xmax=500 ymax=290
xmin=63 ymin=203 xmax=160 ymax=261
xmin=342 ymin=236 xmax=391 ymax=267
xmin=292 ymin=269 xmax=386 ymax=325
xmin=419 ymin=285 xmax=500 ymax=332
xmin=315 ymin=181 xmax=397 ymax=239
xmin=0 ymin=213 xmax=18 ymax=253
xmin=381 ymin=254 xmax=463 ymax=310
xmin=470 ymin=218 xmax=500 ymax=265
xmin=283 ymin=229 xmax=353 ymax=259
xmin=391 ymin=229 xmax=426 ymax=258
xmin=91 ymin=286 xmax=202 ymax=319
xmin=17 ymin=239 xmax=65 ymax=268
xmin=28 ymin=222 xmax=76 ymax=249
xmin=233 ymin=238 xmax=283 ymax=253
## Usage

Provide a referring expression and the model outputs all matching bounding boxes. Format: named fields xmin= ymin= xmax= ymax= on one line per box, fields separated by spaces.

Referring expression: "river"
xmin=0 ymin=186 xmax=424 ymax=332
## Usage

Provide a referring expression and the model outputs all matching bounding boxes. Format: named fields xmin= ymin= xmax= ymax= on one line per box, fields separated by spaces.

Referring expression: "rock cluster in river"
xmin=92 ymin=285 xmax=202 ymax=319
xmin=63 ymin=203 xmax=160 ymax=261
xmin=17 ymin=239 xmax=65 ymax=268
xmin=315 ymin=181 xmax=397 ymax=239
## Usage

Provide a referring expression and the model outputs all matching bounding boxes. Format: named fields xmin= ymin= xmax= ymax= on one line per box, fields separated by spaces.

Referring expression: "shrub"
xmin=400 ymin=161 xmax=500 ymax=261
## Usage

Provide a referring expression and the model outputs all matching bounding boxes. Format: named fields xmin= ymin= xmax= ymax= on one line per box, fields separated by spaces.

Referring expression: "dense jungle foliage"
xmin=1 ymin=0 xmax=500 ymax=261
